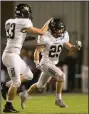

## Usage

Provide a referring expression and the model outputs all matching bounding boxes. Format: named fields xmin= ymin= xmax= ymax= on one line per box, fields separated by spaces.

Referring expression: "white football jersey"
xmin=38 ymin=31 xmax=69 ymax=64
xmin=4 ymin=18 xmax=33 ymax=54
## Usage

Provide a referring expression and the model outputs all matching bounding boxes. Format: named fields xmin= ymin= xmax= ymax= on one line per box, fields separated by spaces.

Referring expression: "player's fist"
xmin=34 ymin=61 xmax=41 ymax=70
xmin=36 ymin=63 xmax=41 ymax=70
xmin=76 ymin=41 xmax=82 ymax=50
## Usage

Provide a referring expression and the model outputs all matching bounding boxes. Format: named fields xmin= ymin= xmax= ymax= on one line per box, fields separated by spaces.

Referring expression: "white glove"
xmin=76 ymin=41 xmax=82 ymax=50
xmin=34 ymin=61 xmax=41 ymax=70
xmin=36 ymin=63 xmax=42 ymax=70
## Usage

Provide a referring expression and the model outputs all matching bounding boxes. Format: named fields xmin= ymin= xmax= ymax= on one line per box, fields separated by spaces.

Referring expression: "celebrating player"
xmin=19 ymin=18 xmax=82 ymax=109
xmin=2 ymin=4 xmax=52 ymax=113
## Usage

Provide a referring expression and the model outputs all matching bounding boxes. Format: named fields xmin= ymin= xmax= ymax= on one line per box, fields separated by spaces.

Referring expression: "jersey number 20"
xmin=6 ymin=23 xmax=15 ymax=39
xmin=49 ymin=45 xmax=62 ymax=57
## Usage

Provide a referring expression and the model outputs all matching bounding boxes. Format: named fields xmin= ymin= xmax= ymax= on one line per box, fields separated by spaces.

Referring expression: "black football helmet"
xmin=15 ymin=4 xmax=32 ymax=20
xmin=49 ymin=18 xmax=66 ymax=38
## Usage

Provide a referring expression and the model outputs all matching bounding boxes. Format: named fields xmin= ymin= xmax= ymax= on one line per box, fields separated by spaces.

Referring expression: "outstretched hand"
xmin=45 ymin=17 xmax=53 ymax=25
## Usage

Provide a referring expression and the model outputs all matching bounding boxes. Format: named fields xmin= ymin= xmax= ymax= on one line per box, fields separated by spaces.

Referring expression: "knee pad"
xmin=36 ymin=82 xmax=45 ymax=89
xmin=57 ymin=73 xmax=65 ymax=82
xmin=11 ymin=80 xmax=21 ymax=88
xmin=25 ymin=72 xmax=33 ymax=80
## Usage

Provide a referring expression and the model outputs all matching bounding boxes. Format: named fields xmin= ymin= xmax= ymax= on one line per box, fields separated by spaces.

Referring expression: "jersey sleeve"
xmin=37 ymin=33 xmax=49 ymax=46
xmin=23 ymin=19 xmax=33 ymax=28
xmin=37 ymin=35 xmax=45 ymax=45
xmin=61 ymin=31 xmax=69 ymax=44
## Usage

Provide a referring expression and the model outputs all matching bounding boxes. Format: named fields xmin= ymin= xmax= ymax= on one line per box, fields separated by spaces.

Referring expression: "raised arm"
xmin=64 ymin=41 xmax=82 ymax=51
xmin=26 ymin=18 xmax=53 ymax=35
xmin=64 ymin=41 xmax=82 ymax=55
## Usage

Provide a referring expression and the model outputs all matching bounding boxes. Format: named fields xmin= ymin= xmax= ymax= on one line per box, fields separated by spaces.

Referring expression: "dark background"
xmin=1 ymin=1 xmax=88 ymax=93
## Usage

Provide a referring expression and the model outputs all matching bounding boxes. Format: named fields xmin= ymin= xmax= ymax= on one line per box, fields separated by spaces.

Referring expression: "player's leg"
xmin=19 ymin=72 xmax=51 ymax=109
xmin=20 ymin=58 xmax=33 ymax=81
xmin=2 ymin=54 xmax=21 ymax=113
xmin=56 ymin=81 xmax=63 ymax=100
xmin=55 ymin=81 xmax=68 ymax=108
xmin=3 ymin=69 xmax=21 ymax=113
xmin=18 ymin=58 xmax=33 ymax=109
xmin=1 ymin=82 xmax=8 ymax=100
xmin=1 ymin=74 xmax=27 ymax=100
xmin=19 ymin=83 xmax=38 ymax=109
xmin=48 ymin=64 xmax=67 ymax=108
xmin=28 ymin=72 xmax=51 ymax=94
xmin=26 ymin=62 xmax=51 ymax=95
xmin=2 ymin=55 xmax=33 ymax=101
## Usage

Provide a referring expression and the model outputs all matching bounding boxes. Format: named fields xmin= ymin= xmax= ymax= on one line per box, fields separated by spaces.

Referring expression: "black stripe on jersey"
xmin=48 ymin=68 xmax=56 ymax=75
xmin=21 ymin=28 xmax=27 ymax=33
xmin=10 ymin=68 xmax=15 ymax=77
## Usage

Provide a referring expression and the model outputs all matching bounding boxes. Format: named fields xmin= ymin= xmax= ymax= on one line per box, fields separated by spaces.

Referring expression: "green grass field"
xmin=1 ymin=93 xmax=88 ymax=114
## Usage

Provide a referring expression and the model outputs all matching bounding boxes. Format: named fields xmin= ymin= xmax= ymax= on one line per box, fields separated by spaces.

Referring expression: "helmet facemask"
xmin=51 ymin=27 xmax=65 ymax=38
xmin=49 ymin=18 xmax=66 ymax=38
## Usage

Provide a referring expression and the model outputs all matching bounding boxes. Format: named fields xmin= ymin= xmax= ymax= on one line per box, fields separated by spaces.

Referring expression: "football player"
xmin=2 ymin=4 xmax=52 ymax=113
xmin=19 ymin=18 xmax=82 ymax=109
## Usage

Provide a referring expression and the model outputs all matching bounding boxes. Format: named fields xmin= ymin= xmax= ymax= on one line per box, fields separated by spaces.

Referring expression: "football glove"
xmin=76 ymin=41 xmax=82 ymax=50
xmin=34 ymin=61 xmax=41 ymax=70
xmin=36 ymin=63 xmax=42 ymax=70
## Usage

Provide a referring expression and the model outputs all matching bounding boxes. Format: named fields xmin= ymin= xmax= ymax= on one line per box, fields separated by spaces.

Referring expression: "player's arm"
xmin=61 ymin=31 xmax=81 ymax=52
xmin=34 ymin=45 xmax=45 ymax=65
xmin=26 ymin=18 xmax=53 ymax=35
xmin=64 ymin=41 xmax=82 ymax=56
xmin=64 ymin=41 xmax=82 ymax=52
